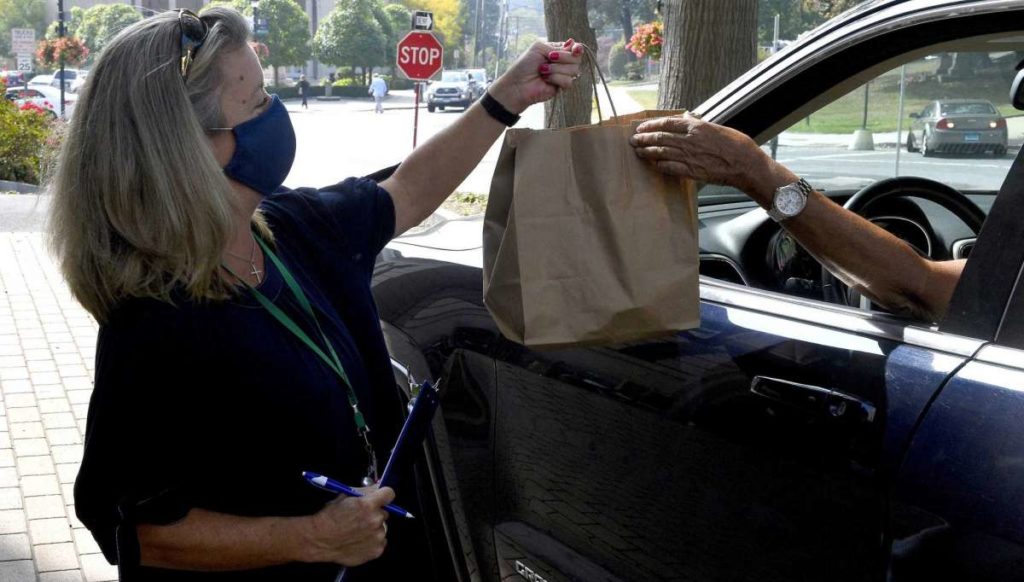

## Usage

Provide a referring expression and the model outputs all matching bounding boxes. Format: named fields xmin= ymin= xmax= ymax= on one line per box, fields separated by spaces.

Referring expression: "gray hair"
xmin=47 ymin=7 xmax=271 ymax=323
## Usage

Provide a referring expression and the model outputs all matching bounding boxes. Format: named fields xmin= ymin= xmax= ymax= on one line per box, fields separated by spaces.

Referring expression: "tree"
xmin=379 ymin=3 xmax=410 ymax=70
xmin=658 ymin=0 xmax=758 ymax=111
xmin=588 ymin=0 xmax=656 ymax=57
xmin=209 ymin=0 xmax=311 ymax=86
xmin=313 ymin=0 xmax=387 ymax=84
xmin=75 ymin=4 xmax=142 ymax=63
xmin=544 ymin=0 xmax=597 ymax=128
xmin=808 ymin=0 xmax=865 ymax=20
xmin=401 ymin=0 xmax=464 ymax=67
xmin=0 ymin=0 xmax=46 ymax=58
xmin=44 ymin=6 xmax=84 ymax=41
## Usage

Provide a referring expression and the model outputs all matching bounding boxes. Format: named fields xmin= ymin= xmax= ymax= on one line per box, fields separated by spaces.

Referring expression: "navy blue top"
xmin=74 ymin=179 xmax=423 ymax=580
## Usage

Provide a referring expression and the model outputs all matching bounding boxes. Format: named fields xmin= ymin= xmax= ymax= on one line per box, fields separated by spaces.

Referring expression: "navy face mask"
xmin=218 ymin=95 xmax=296 ymax=196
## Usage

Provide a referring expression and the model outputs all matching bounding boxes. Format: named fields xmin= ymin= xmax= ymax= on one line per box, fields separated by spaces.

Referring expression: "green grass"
xmin=626 ymin=89 xmax=659 ymax=110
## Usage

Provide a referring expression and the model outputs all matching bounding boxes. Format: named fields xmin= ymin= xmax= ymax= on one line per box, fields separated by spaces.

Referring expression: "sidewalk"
xmin=0 ymin=232 xmax=116 ymax=581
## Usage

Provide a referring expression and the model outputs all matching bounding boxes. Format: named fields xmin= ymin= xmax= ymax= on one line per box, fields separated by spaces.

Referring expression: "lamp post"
xmin=58 ymin=0 xmax=65 ymax=118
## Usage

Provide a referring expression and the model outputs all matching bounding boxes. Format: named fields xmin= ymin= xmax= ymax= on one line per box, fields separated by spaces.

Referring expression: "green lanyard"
xmin=223 ymin=233 xmax=378 ymax=481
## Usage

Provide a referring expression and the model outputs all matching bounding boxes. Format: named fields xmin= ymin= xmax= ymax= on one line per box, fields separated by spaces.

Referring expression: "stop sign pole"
xmin=396 ymin=30 xmax=444 ymax=148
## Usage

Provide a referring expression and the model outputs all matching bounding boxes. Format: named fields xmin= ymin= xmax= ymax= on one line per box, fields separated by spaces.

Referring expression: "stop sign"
xmin=396 ymin=31 xmax=444 ymax=81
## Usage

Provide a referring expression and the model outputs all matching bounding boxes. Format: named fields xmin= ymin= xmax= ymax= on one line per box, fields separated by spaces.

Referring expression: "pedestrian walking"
xmin=50 ymin=6 xmax=583 ymax=581
xmin=298 ymin=73 xmax=310 ymax=109
xmin=369 ymin=74 xmax=388 ymax=114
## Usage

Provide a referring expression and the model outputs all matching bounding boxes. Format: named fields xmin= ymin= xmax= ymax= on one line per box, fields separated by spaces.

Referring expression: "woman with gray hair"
xmin=50 ymin=7 xmax=583 ymax=580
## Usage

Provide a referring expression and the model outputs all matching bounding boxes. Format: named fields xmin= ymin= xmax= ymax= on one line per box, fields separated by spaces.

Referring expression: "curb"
xmin=0 ymin=180 xmax=39 ymax=194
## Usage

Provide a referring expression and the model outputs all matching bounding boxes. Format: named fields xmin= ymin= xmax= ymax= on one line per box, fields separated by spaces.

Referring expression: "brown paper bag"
xmin=483 ymin=111 xmax=700 ymax=349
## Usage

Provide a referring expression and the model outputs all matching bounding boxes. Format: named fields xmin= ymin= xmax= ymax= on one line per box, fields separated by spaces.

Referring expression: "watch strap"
xmin=480 ymin=92 xmax=521 ymax=127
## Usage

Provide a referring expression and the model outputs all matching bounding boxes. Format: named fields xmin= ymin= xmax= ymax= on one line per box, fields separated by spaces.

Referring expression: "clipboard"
xmin=336 ymin=380 xmax=440 ymax=582
xmin=379 ymin=379 xmax=441 ymax=488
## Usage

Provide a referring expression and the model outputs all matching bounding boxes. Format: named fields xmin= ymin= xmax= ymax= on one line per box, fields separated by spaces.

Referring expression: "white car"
xmin=5 ymin=85 xmax=76 ymax=118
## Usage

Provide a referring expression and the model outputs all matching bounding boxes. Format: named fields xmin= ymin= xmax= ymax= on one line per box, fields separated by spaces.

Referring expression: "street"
xmin=777 ymin=144 xmax=1016 ymax=192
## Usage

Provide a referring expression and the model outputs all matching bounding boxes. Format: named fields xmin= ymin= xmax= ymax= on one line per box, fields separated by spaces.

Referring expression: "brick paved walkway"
xmin=0 ymin=233 xmax=118 ymax=581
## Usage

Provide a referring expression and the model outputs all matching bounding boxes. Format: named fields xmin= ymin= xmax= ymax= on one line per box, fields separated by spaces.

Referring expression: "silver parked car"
xmin=907 ymin=99 xmax=1008 ymax=156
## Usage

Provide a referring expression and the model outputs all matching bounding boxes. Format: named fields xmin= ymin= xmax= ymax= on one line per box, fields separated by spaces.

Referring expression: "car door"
xmin=888 ymin=146 xmax=1024 ymax=582
xmin=489 ymin=277 xmax=985 ymax=582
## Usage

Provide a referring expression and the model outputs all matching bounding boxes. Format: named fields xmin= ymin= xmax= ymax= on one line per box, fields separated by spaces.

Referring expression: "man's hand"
xmin=301 ymin=486 xmax=394 ymax=566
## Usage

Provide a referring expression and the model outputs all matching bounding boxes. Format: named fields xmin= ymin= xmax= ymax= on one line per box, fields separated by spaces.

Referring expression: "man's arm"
xmin=631 ymin=115 xmax=965 ymax=322
xmin=749 ymin=162 xmax=965 ymax=322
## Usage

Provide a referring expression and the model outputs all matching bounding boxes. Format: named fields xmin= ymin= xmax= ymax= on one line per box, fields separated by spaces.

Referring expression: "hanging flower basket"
xmin=627 ymin=21 xmax=664 ymax=61
xmin=35 ymin=37 xmax=89 ymax=69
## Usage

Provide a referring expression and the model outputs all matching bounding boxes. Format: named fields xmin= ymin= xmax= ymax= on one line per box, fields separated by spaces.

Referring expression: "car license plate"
xmin=964 ymin=133 xmax=981 ymax=142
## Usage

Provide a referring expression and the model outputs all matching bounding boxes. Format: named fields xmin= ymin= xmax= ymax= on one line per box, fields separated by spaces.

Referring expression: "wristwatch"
xmin=768 ymin=178 xmax=814 ymax=222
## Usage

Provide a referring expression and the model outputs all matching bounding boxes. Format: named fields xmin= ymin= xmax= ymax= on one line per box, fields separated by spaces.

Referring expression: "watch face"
xmin=775 ymin=186 xmax=805 ymax=217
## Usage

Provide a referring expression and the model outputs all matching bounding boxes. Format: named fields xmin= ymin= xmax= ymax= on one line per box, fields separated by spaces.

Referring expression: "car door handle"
xmin=750 ymin=375 xmax=876 ymax=424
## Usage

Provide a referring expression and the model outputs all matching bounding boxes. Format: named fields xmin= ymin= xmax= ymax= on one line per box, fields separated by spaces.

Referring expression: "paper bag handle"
xmin=546 ymin=44 xmax=619 ymax=128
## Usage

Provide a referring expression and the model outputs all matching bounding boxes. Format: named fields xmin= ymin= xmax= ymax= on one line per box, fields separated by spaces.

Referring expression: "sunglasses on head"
xmin=178 ymin=9 xmax=209 ymax=80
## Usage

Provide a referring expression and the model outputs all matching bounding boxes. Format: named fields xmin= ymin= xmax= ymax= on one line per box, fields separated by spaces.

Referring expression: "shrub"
xmin=609 ymin=41 xmax=628 ymax=79
xmin=625 ymin=61 xmax=645 ymax=81
xmin=0 ymin=98 xmax=54 ymax=184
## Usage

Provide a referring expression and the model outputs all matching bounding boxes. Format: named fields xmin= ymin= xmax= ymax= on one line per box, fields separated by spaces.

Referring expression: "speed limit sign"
xmin=16 ymin=56 xmax=32 ymax=72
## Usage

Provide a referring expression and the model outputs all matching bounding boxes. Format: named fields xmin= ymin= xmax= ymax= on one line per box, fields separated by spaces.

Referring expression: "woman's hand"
xmin=630 ymin=113 xmax=795 ymax=205
xmin=487 ymin=39 xmax=585 ymax=115
xmin=302 ymin=486 xmax=394 ymax=566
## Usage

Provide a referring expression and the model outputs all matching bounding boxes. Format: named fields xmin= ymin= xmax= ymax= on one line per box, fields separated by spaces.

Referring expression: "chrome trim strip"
xmin=699 ymin=277 xmax=984 ymax=357
xmin=699 ymin=253 xmax=751 ymax=285
xmin=952 ymin=238 xmax=977 ymax=260
xmin=975 ymin=344 xmax=1024 ymax=369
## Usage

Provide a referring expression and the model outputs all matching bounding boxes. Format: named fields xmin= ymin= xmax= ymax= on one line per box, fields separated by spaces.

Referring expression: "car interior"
xmin=696 ymin=32 xmax=1024 ymax=316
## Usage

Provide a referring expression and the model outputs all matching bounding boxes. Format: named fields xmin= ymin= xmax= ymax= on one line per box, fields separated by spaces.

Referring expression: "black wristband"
xmin=481 ymin=92 xmax=521 ymax=127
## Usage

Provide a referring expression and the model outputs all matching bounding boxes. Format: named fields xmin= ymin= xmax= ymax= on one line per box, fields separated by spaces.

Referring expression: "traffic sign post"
xmin=397 ymin=30 xmax=444 ymax=148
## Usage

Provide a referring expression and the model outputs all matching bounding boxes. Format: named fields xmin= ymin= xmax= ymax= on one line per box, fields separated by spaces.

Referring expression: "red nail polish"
xmin=539 ymin=64 xmax=551 ymax=74
xmin=573 ymin=46 xmax=582 ymax=56
xmin=548 ymin=52 xmax=560 ymax=61
xmin=563 ymin=39 xmax=573 ymax=48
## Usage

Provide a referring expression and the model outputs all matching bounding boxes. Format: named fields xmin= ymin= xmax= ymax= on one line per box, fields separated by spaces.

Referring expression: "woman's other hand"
xmin=487 ymin=39 xmax=585 ymax=115
xmin=630 ymin=113 xmax=794 ymax=205
xmin=303 ymin=485 xmax=395 ymax=566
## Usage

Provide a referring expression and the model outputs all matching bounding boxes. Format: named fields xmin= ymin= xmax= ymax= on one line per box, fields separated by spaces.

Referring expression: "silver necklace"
xmin=224 ymin=233 xmax=263 ymax=284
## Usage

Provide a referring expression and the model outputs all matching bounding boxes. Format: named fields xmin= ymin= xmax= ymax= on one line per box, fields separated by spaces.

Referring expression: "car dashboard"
xmin=697 ymin=188 xmax=996 ymax=302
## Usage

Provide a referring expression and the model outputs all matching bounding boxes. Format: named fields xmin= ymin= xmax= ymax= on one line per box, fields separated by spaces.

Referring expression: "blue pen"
xmin=302 ymin=471 xmax=415 ymax=519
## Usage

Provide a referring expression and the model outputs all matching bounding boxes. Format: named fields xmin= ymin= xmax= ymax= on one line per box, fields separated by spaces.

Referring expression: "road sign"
xmin=412 ymin=10 xmax=433 ymax=31
xmin=16 ymin=56 xmax=31 ymax=72
xmin=11 ymin=28 xmax=35 ymax=54
xmin=396 ymin=31 xmax=443 ymax=81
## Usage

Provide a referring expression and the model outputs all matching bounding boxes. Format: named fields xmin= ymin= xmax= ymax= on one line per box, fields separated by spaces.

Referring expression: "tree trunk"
xmin=620 ymin=4 xmax=636 ymax=62
xmin=658 ymin=0 xmax=758 ymax=111
xmin=544 ymin=0 xmax=597 ymax=128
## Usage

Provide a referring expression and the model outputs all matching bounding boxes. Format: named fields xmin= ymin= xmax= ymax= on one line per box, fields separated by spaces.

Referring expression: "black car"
xmin=374 ymin=1 xmax=1024 ymax=581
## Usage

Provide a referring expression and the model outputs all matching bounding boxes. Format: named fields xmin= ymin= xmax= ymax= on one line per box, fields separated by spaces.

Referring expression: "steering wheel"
xmin=820 ymin=176 xmax=986 ymax=307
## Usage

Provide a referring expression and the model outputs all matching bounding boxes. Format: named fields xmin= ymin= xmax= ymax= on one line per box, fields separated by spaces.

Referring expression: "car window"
xmin=441 ymin=71 xmax=467 ymax=82
xmin=772 ymin=50 xmax=1016 ymax=193
xmin=941 ymin=102 xmax=998 ymax=115
xmin=699 ymin=49 xmax=1020 ymax=310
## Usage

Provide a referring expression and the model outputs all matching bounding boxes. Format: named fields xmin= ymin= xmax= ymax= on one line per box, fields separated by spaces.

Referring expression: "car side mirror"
xmin=909 ymin=113 xmax=920 ymax=119
xmin=1012 ymin=66 xmax=1024 ymax=110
